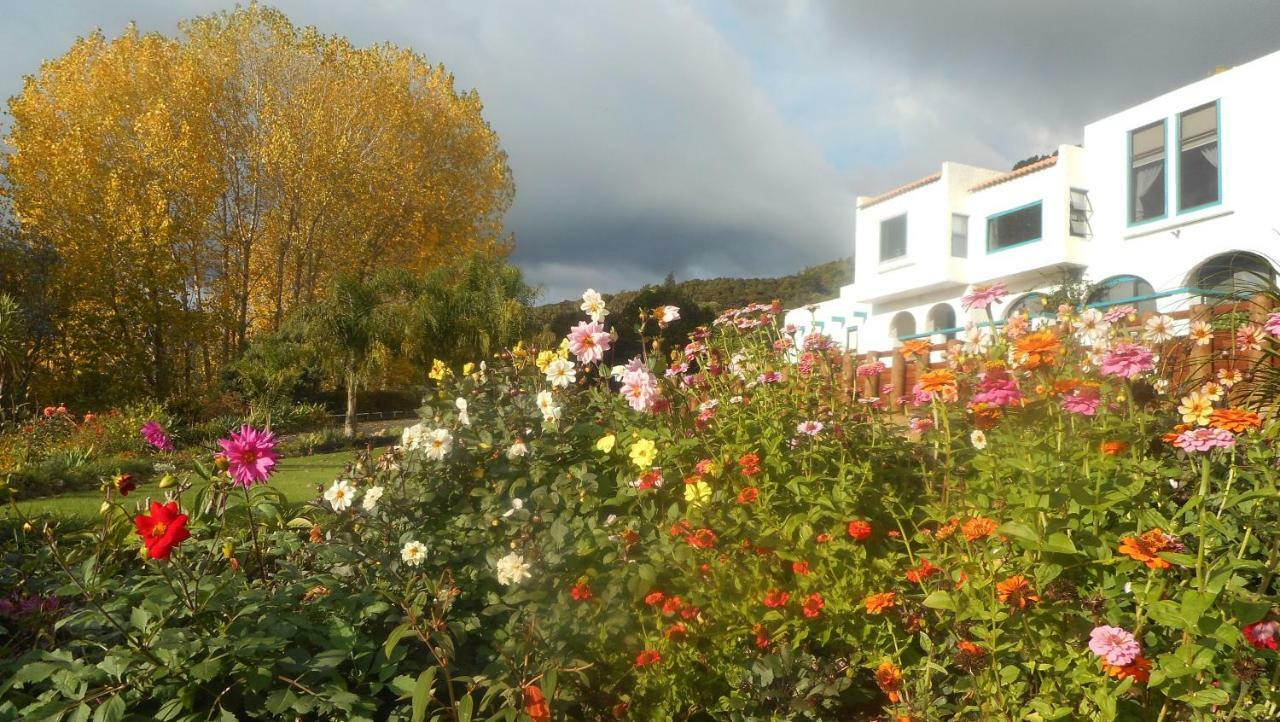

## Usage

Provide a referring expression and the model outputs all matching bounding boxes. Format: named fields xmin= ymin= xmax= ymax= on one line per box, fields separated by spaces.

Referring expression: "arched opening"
xmin=889 ymin=311 xmax=916 ymax=345
xmin=1005 ymin=293 xmax=1048 ymax=320
xmin=1088 ymin=275 xmax=1157 ymax=316
xmin=1190 ymin=252 xmax=1275 ymax=298
xmin=926 ymin=303 xmax=957 ymax=340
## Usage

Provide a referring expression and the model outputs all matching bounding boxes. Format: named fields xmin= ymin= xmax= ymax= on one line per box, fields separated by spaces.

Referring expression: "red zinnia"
xmin=847 ymin=520 xmax=872 ymax=542
xmin=662 ymin=595 xmax=685 ymax=616
xmin=571 ymin=580 xmax=593 ymax=601
xmin=644 ymin=591 xmax=665 ymax=606
xmin=753 ymin=623 xmax=770 ymax=649
xmin=762 ymin=589 xmax=790 ymax=608
xmin=801 ymin=593 xmax=825 ymax=618
xmin=737 ymin=486 xmax=759 ymax=504
xmin=687 ymin=528 xmax=718 ymax=549
xmin=791 ymin=561 xmax=810 ymax=576
xmin=133 ymin=501 xmax=191 ymax=560
xmin=523 ymin=685 xmax=551 ymax=722
xmin=635 ymin=649 xmax=662 ymax=667
xmin=738 ymin=452 xmax=761 ymax=477
xmin=664 ymin=622 xmax=688 ymax=640
xmin=815 ymin=532 xmax=832 ymax=544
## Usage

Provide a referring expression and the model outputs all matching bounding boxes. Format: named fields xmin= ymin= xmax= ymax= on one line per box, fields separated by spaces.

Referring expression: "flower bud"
xmin=222 ymin=541 xmax=235 ymax=559
xmin=214 ymin=455 xmax=230 ymax=472
xmin=22 ymin=521 xmax=34 ymax=534
xmin=159 ymin=474 xmax=176 ymax=489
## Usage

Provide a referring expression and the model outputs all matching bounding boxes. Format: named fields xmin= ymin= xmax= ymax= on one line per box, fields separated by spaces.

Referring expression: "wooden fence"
xmin=836 ymin=295 xmax=1276 ymax=407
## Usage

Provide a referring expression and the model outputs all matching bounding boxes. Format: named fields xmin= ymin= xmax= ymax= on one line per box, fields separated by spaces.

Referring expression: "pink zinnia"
xmin=961 ymin=282 xmax=1008 ymax=311
xmin=796 ymin=420 xmax=824 ymax=436
xmin=856 ymin=361 xmax=886 ymax=378
xmin=140 ymin=420 xmax=174 ymax=452
xmin=1103 ymin=305 xmax=1136 ymax=324
xmin=1099 ymin=343 xmax=1155 ymax=379
xmin=908 ymin=417 xmax=934 ymax=434
xmin=972 ymin=370 xmax=1023 ymax=407
xmin=1088 ymin=625 xmax=1141 ymax=666
xmin=217 ymin=425 xmax=280 ymax=487
xmin=1173 ymin=426 xmax=1236 ymax=453
xmin=1061 ymin=386 xmax=1101 ymax=416
xmin=567 ymin=320 xmax=612 ymax=364
xmin=1264 ymin=312 xmax=1280 ymax=339
xmin=1244 ymin=620 xmax=1280 ymax=650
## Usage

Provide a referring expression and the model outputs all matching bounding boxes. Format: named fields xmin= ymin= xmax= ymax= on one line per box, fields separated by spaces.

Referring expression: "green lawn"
xmin=7 ymin=448 xmax=362 ymax=521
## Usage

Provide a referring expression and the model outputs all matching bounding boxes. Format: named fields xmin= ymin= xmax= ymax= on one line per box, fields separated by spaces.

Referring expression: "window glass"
xmin=950 ymin=214 xmax=968 ymax=257
xmin=1130 ymin=121 xmax=1166 ymax=222
xmin=1005 ymin=293 xmax=1049 ymax=320
xmin=1069 ymin=190 xmax=1091 ymax=237
xmin=987 ymin=203 xmax=1042 ymax=251
xmin=1179 ymin=102 xmax=1219 ymax=210
xmin=1088 ymin=276 xmax=1157 ymax=315
xmin=880 ymin=215 xmax=907 ymax=261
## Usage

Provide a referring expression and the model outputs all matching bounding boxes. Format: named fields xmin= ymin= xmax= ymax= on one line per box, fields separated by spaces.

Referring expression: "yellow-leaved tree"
xmin=2 ymin=4 xmax=513 ymax=402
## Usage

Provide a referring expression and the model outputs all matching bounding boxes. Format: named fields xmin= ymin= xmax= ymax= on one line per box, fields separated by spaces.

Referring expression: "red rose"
xmin=133 ymin=501 xmax=191 ymax=560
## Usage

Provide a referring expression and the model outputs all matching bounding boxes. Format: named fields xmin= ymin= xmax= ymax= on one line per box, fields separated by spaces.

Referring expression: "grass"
xmin=6 ymin=448 xmax=363 ymax=521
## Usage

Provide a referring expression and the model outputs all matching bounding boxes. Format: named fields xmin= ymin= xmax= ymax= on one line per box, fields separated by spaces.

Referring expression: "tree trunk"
xmin=344 ymin=364 xmax=357 ymax=438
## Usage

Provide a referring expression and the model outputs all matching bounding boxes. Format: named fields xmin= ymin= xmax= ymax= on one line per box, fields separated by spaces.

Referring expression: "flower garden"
xmin=5 ymin=285 xmax=1280 ymax=721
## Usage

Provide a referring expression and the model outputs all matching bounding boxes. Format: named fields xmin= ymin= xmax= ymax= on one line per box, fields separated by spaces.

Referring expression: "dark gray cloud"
xmin=3 ymin=1 xmax=1279 ymax=302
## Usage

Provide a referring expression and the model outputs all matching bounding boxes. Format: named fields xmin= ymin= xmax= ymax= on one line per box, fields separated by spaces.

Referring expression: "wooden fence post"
xmin=1188 ymin=302 xmax=1213 ymax=388
xmin=889 ymin=348 xmax=906 ymax=408
xmin=840 ymin=351 xmax=855 ymax=403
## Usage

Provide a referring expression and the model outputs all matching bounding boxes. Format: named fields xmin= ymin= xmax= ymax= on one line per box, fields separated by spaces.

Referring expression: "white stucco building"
xmin=787 ymin=49 xmax=1280 ymax=353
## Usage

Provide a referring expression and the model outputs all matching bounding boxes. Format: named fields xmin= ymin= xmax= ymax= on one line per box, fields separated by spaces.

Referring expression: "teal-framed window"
xmin=1005 ymin=292 xmax=1051 ymax=320
xmin=1128 ymin=119 xmax=1167 ymax=225
xmin=1177 ymin=100 xmax=1221 ymax=213
xmin=986 ymin=201 xmax=1042 ymax=253
xmin=879 ymin=213 xmax=907 ymax=262
xmin=1069 ymin=188 xmax=1091 ymax=237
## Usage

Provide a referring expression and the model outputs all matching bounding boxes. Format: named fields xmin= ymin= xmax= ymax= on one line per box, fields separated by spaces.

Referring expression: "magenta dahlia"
xmin=217 ymin=424 xmax=280 ymax=487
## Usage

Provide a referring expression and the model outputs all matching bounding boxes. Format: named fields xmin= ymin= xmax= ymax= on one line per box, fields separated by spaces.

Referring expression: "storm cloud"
xmin=3 ymin=1 xmax=1279 ymax=301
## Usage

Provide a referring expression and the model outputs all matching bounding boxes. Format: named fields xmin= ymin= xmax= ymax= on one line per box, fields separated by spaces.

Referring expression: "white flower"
xmin=1143 ymin=314 xmax=1176 ymax=343
xmin=1124 ymin=581 xmax=1133 ymax=594
xmin=400 ymin=423 xmax=427 ymax=450
xmin=495 ymin=552 xmax=532 ymax=586
xmin=970 ymin=429 xmax=987 ymax=450
xmin=545 ymin=357 xmax=576 ymax=388
xmin=502 ymin=498 xmax=524 ymax=518
xmin=609 ymin=364 xmax=628 ymax=382
xmin=324 ymin=480 xmax=356 ymax=512
xmin=401 ymin=540 xmax=428 ymax=566
xmin=536 ymin=390 xmax=561 ymax=422
xmin=604 ymin=514 xmax=617 ymax=526
xmin=580 ymin=288 xmax=609 ymax=322
xmin=961 ymin=323 xmax=990 ymax=355
xmin=362 ymin=485 xmax=385 ymax=511
xmin=423 ymin=428 xmax=453 ymax=461
xmin=1073 ymin=308 xmax=1110 ymax=344
xmin=455 ymin=398 xmax=471 ymax=427
xmin=656 ymin=305 xmax=681 ymax=324
xmin=507 ymin=439 xmax=528 ymax=459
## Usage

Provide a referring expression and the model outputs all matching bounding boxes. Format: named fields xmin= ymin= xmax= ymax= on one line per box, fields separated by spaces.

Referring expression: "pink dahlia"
xmin=1173 ymin=426 xmax=1236 ymax=453
xmin=1099 ymin=343 xmax=1155 ymax=379
xmin=961 ymin=282 xmax=1008 ymax=312
xmin=568 ymin=320 xmax=612 ymax=365
xmin=140 ymin=421 xmax=174 ymax=452
xmin=1244 ymin=620 xmax=1280 ymax=650
xmin=1088 ymin=625 xmax=1141 ymax=667
xmin=217 ymin=424 xmax=280 ymax=487
xmin=1264 ymin=312 xmax=1280 ymax=339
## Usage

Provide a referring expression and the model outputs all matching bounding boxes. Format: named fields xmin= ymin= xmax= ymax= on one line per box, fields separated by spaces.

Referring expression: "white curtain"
xmin=1133 ymin=165 xmax=1162 ymax=217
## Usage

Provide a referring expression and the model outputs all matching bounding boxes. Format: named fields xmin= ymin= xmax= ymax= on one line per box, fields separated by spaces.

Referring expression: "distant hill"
xmin=526 ymin=258 xmax=851 ymax=340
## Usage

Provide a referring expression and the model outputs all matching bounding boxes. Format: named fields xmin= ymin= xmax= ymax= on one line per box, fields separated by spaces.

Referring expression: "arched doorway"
xmin=1088 ymin=275 xmax=1157 ymax=316
xmin=926 ymin=303 xmax=957 ymax=340
xmin=1189 ymin=252 xmax=1275 ymax=298
xmin=1005 ymin=293 xmax=1048 ymax=320
xmin=889 ymin=311 xmax=916 ymax=346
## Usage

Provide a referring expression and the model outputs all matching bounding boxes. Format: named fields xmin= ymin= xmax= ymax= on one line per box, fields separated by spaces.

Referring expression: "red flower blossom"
xmin=1244 ymin=620 xmax=1280 ymax=650
xmin=737 ymin=452 xmax=761 ymax=477
xmin=635 ymin=649 xmax=662 ymax=667
xmin=905 ymin=558 xmax=941 ymax=584
xmin=523 ymin=685 xmax=550 ymax=722
xmin=133 ymin=501 xmax=191 ymax=560
xmin=644 ymin=591 xmax=665 ymax=606
xmin=112 ymin=473 xmax=137 ymax=497
xmin=847 ymin=520 xmax=872 ymax=542
xmin=570 ymin=580 xmax=593 ymax=601
xmin=753 ymin=623 xmax=770 ymax=649
xmin=665 ymin=622 xmax=688 ymax=640
xmin=687 ymin=528 xmax=718 ymax=549
xmin=801 ymin=593 xmax=824 ymax=618
xmin=791 ymin=561 xmax=810 ymax=576
xmin=737 ymin=486 xmax=759 ymax=504
xmin=815 ymin=532 xmax=833 ymax=544
xmin=669 ymin=520 xmax=692 ymax=537
xmin=662 ymin=595 xmax=685 ymax=616
xmin=762 ymin=589 xmax=790 ymax=608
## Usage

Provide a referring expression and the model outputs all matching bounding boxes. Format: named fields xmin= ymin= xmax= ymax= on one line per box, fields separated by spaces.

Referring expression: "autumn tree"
xmin=2 ymin=4 xmax=513 ymax=405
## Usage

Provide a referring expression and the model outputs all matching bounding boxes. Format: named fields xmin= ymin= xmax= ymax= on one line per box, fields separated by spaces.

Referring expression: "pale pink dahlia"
xmin=218 ymin=424 xmax=280 ymax=487
xmin=1088 ymin=625 xmax=1141 ymax=666
xmin=140 ymin=420 xmax=174 ymax=451
xmin=1099 ymin=343 xmax=1155 ymax=379
xmin=568 ymin=320 xmax=612 ymax=365
xmin=961 ymin=282 xmax=1008 ymax=312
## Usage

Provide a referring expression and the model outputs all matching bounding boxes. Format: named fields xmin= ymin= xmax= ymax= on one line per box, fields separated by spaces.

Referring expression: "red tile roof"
xmin=857 ymin=172 xmax=941 ymax=209
xmin=968 ymin=155 xmax=1058 ymax=192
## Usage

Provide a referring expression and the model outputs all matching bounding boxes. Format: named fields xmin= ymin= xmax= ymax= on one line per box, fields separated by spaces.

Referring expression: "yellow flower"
xmin=1178 ymin=391 xmax=1213 ymax=426
xmin=558 ymin=338 xmax=571 ymax=357
xmin=428 ymin=359 xmax=452 ymax=381
xmin=629 ymin=438 xmax=657 ymax=469
xmin=535 ymin=350 xmax=558 ymax=373
xmin=684 ymin=480 xmax=711 ymax=507
xmin=596 ymin=434 xmax=616 ymax=454
xmin=462 ymin=362 xmax=476 ymax=376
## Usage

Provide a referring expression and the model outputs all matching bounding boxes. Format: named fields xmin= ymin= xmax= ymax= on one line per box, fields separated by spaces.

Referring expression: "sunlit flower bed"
xmin=4 ymin=287 xmax=1280 ymax=721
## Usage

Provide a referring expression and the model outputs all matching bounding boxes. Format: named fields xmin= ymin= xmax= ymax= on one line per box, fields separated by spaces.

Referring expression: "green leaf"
xmin=996 ymin=521 xmax=1040 ymax=548
xmin=457 ymin=695 xmax=474 ymax=722
xmin=93 ymin=696 xmax=125 ymax=722
xmin=411 ymin=666 xmax=438 ymax=722
xmin=384 ymin=622 xmax=413 ymax=658
xmin=1179 ymin=688 xmax=1230 ymax=707
xmin=1041 ymin=532 xmax=1078 ymax=555
xmin=922 ymin=591 xmax=956 ymax=611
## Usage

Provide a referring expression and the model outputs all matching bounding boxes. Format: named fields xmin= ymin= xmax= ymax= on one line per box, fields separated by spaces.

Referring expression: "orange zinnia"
xmin=1161 ymin=423 xmax=1192 ymax=445
xmin=1100 ymin=440 xmax=1128 ymax=456
xmin=1118 ymin=528 xmax=1172 ymax=569
xmin=900 ymin=339 xmax=931 ymax=360
xmin=918 ymin=369 xmax=958 ymax=396
xmin=1013 ymin=330 xmax=1060 ymax=369
xmin=1102 ymin=654 xmax=1151 ymax=683
xmin=961 ymin=516 xmax=997 ymax=542
xmin=995 ymin=575 xmax=1039 ymax=609
xmin=864 ymin=592 xmax=896 ymax=614
xmin=934 ymin=518 xmax=959 ymax=540
xmin=875 ymin=661 xmax=903 ymax=702
xmin=1210 ymin=408 xmax=1262 ymax=434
